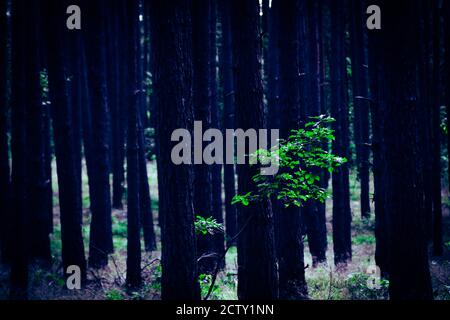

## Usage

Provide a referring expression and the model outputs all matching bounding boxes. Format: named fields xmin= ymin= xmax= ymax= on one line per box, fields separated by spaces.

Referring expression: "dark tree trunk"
xmin=10 ymin=0 xmax=31 ymax=299
xmin=368 ymin=6 xmax=389 ymax=277
xmin=267 ymin=0 xmax=280 ymax=132
xmin=277 ymin=0 xmax=308 ymax=300
xmin=149 ymin=0 xmax=201 ymax=300
xmin=349 ymin=0 xmax=371 ymax=219
xmin=446 ymin=1 xmax=450 ymax=193
xmin=231 ymin=0 xmax=278 ymax=300
xmin=192 ymin=0 xmax=214 ymax=274
xmin=301 ymin=0 xmax=328 ymax=266
xmin=125 ymin=0 xmax=142 ymax=289
xmin=210 ymin=0 xmax=225 ymax=267
xmin=138 ymin=116 xmax=156 ymax=252
xmin=0 ymin=0 xmax=11 ymax=264
xmin=381 ymin=0 xmax=433 ymax=300
xmin=219 ymin=0 xmax=237 ymax=247
xmin=84 ymin=0 xmax=114 ymax=269
xmin=27 ymin=0 xmax=51 ymax=264
xmin=109 ymin=1 xmax=126 ymax=210
xmin=330 ymin=0 xmax=352 ymax=266
xmin=44 ymin=0 xmax=86 ymax=282
xmin=430 ymin=0 xmax=442 ymax=257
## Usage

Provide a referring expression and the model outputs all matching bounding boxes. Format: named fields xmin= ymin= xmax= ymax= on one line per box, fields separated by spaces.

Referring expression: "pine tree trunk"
xmin=27 ymin=0 xmax=51 ymax=264
xmin=84 ymin=0 xmax=114 ymax=268
xmin=44 ymin=0 xmax=87 ymax=283
xmin=330 ymin=0 xmax=352 ymax=266
xmin=192 ymin=0 xmax=214 ymax=274
xmin=381 ymin=0 xmax=433 ymax=300
xmin=0 ymin=0 xmax=11 ymax=264
xmin=301 ymin=0 xmax=328 ymax=266
xmin=231 ymin=0 xmax=278 ymax=300
xmin=125 ymin=0 xmax=142 ymax=289
xmin=219 ymin=0 xmax=237 ymax=248
xmin=10 ymin=0 xmax=31 ymax=299
xmin=149 ymin=0 xmax=201 ymax=300
xmin=350 ymin=0 xmax=371 ymax=219
xmin=430 ymin=0 xmax=442 ymax=257
xmin=277 ymin=0 xmax=308 ymax=300
xmin=368 ymin=7 xmax=389 ymax=277
xmin=210 ymin=0 xmax=225 ymax=267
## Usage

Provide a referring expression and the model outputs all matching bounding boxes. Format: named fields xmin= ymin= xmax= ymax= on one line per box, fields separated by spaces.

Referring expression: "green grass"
xmin=352 ymin=234 xmax=376 ymax=245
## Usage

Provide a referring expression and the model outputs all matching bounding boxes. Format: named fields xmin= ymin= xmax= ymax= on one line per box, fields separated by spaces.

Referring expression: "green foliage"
xmin=105 ymin=289 xmax=125 ymax=301
xmin=352 ymin=234 xmax=376 ymax=245
xmin=346 ymin=272 xmax=389 ymax=300
xmin=144 ymin=127 xmax=157 ymax=161
xmin=199 ymin=273 xmax=237 ymax=300
xmin=112 ymin=216 xmax=127 ymax=238
xmin=194 ymin=216 xmax=224 ymax=236
xmin=232 ymin=116 xmax=346 ymax=208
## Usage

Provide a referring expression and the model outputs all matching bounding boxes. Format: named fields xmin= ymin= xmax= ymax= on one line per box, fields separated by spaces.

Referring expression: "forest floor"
xmin=0 ymin=162 xmax=449 ymax=300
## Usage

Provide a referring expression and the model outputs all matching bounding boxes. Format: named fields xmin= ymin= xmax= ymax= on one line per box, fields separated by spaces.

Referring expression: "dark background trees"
xmin=0 ymin=0 xmax=449 ymax=302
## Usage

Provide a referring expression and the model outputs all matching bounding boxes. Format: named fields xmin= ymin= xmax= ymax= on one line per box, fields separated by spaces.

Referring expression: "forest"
xmin=0 ymin=0 xmax=449 ymax=302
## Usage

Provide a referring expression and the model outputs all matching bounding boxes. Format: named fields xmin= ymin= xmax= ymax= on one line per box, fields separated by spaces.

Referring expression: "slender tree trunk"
xmin=192 ymin=0 xmax=214 ymax=274
xmin=10 ymin=0 xmax=30 ymax=299
xmin=44 ymin=0 xmax=87 ymax=283
xmin=368 ymin=5 xmax=389 ymax=277
xmin=210 ymin=0 xmax=225 ymax=267
xmin=27 ymin=0 xmax=51 ymax=264
xmin=138 ymin=116 xmax=156 ymax=252
xmin=125 ymin=0 xmax=142 ymax=289
xmin=0 ymin=0 xmax=11 ymax=264
xmin=84 ymin=0 xmax=114 ymax=268
xmin=149 ymin=0 xmax=201 ymax=300
xmin=109 ymin=1 xmax=126 ymax=210
xmin=277 ymin=0 xmax=308 ymax=300
xmin=219 ymin=0 xmax=237 ymax=247
xmin=231 ymin=0 xmax=278 ymax=300
xmin=350 ymin=0 xmax=371 ymax=219
xmin=430 ymin=0 xmax=442 ymax=257
xmin=330 ymin=0 xmax=352 ymax=266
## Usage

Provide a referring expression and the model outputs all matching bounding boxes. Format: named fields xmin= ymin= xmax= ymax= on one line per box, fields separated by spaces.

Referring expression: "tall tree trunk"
xmin=210 ymin=0 xmax=225 ymax=266
xmin=138 ymin=116 xmax=156 ymax=252
xmin=109 ymin=1 xmax=126 ymax=210
xmin=125 ymin=0 xmax=142 ymax=289
xmin=330 ymin=0 xmax=352 ymax=266
xmin=277 ymin=0 xmax=308 ymax=300
xmin=84 ymin=0 xmax=114 ymax=268
xmin=349 ymin=0 xmax=371 ymax=219
xmin=381 ymin=0 xmax=433 ymax=300
xmin=301 ymin=0 xmax=328 ymax=266
xmin=27 ymin=0 xmax=51 ymax=264
xmin=0 ymin=0 xmax=12 ymax=264
xmin=219 ymin=0 xmax=237 ymax=247
xmin=192 ymin=0 xmax=214 ymax=274
xmin=10 ymin=0 xmax=31 ymax=299
xmin=368 ymin=5 xmax=389 ymax=277
xmin=430 ymin=0 xmax=442 ymax=257
xmin=44 ymin=0 xmax=87 ymax=283
xmin=149 ymin=0 xmax=201 ymax=300
xmin=231 ymin=0 xmax=278 ymax=300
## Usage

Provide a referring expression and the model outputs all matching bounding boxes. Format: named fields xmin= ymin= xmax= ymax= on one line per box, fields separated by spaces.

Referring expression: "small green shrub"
xmin=105 ymin=289 xmax=125 ymax=300
xmin=352 ymin=234 xmax=376 ymax=245
xmin=346 ymin=272 xmax=389 ymax=300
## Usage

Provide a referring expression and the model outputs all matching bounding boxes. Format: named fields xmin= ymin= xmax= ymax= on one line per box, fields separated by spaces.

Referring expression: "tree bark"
xmin=84 ymin=0 xmax=114 ymax=268
xmin=231 ymin=0 xmax=278 ymax=300
xmin=330 ymin=0 xmax=352 ymax=266
xmin=219 ymin=0 xmax=237 ymax=247
xmin=149 ymin=0 xmax=201 ymax=300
